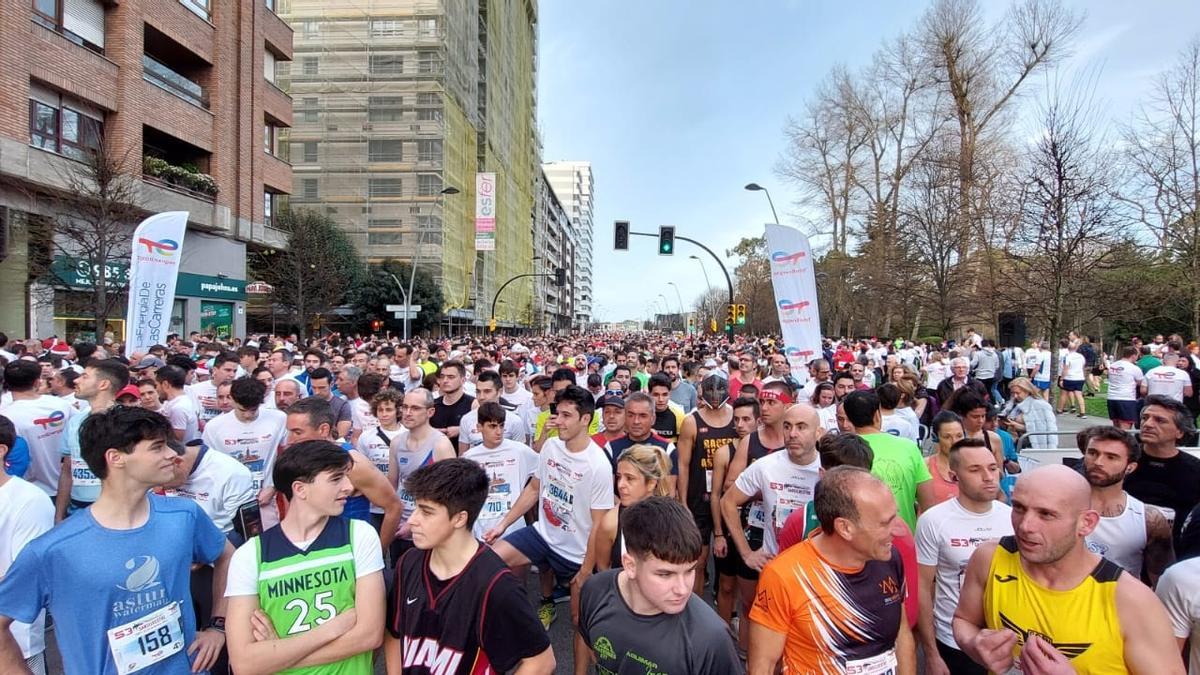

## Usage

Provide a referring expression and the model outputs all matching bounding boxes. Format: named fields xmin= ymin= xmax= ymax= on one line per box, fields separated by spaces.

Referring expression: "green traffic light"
xmin=661 ymin=244 xmax=672 ymax=253
xmin=724 ymin=323 xmax=732 ymax=330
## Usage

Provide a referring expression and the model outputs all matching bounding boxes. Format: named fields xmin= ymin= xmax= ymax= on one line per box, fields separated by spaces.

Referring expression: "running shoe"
xmin=538 ymin=598 xmax=556 ymax=629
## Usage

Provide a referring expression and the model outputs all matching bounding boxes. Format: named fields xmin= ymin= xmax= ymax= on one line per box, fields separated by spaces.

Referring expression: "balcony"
xmin=143 ymin=55 xmax=208 ymax=109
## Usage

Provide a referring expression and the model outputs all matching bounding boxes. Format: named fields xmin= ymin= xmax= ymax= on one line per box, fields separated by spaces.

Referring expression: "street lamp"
xmin=393 ymin=185 xmax=459 ymax=340
xmin=688 ymin=255 xmax=712 ymax=290
xmin=666 ymin=282 xmax=685 ymax=315
xmin=744 ymin=182 xmax=780 ymax=224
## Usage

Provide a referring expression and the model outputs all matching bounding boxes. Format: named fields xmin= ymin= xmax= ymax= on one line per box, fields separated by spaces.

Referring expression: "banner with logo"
xmin=124 ymin=211 xmax=188 ymax=357
xmin=475 ymin=172 xmax=496 ymax=251
xmin=764 ymin=223 xmax=821 ymax=383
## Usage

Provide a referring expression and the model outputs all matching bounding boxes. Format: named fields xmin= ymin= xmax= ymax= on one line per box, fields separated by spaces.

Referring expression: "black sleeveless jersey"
xmin=743 ymin=430 xmax=783 ymax=544
xmin=388 ymin=544 xmax=549 ymax=674
xmin=687 ymin=410 xmax=738 ymax=513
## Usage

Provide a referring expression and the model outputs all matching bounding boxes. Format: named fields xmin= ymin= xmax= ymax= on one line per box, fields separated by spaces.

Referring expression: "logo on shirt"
xmin=120 ymin=555 xmax=162 ymax=592
xmin=998 ymin=613 xmax=1092 ymax=659
xmin=878 ymin=575 xmax=902 ymax=604
xmin=994 ymin=574 xmax=1019 ymax=584
xmin=113 ymin=555 xmax=170 ymax=619
xmin=32 ymin=410 xmax=66 ymax=429
xmin=592 ymin=636 xmax=616 ymax=661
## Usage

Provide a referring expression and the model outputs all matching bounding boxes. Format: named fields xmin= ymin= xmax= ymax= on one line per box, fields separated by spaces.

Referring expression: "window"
xmin=302 ymin=57 xmax=318 ymax=76
xmin=34 ymin=0 xmax=106 ymax=52
xmin=302 ymin=97 xmax=318 ymax=122
xmin=368 ymin=178 xmax=402 ymax=197
xmin=302 ymin=142 xmax=317 ymax=162
xmin=368 ymin=232 xmax=404 ymax=245
xmin=370 ymin=20 xmax=405 ymax=38
xmin=367 ymin=96 xmax=403 ymax=122
xmin=417 ymin=92 xmax=439 ymax=106
xmin=301 ymin=178 xmax=318 ymax=199
xmin=417 ymin=174 xmax=440 ymax=196
xmin=264 ymin=0 xmax=275 ymax=11
xmin=417 ymin=215 xmax=441 ymax=229
xmin=369 ymin=218 xmax=402 ymax=229
xmin=417 ymin=139 xmax=441 ymax=162
xmin=181 ymin=0 xmax=210 ymax=19
xmin=417 ymin=51 xmax=438 ymax=74
xmin=417 ymin=18 xmax=437 ymax=38
xmin=368 ymin=140 xmax=402 ymax=162
xmin=264 ymin=50 xmax=277 ymax=84
xmin=264 ymin=192 xmax=275 ymax=226
xmin=369 ymin=55 xmax=403 ymax=75
xmin=417 ymin=108 xmax=442 ymax=122
xmin=28 ymin=94 xmax=102 ymax=160
xmin=264 ymin=122 xmax=281 ymax=156
xmin=302 ymin=21 xmax=319 ymax=37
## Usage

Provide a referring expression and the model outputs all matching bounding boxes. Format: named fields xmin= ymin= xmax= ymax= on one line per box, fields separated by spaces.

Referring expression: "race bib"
xmin=747 ymin=502 xmax=766 ymax=529
xmin=774 ymin=502 xmax=801 ymax=534
xmin=71 ymin=457 xmax=100 ymax=487
xmin=845 ymin=648 xmax=897 ymax=675
xmin=705 ymin=469 xmax=713 ymax=494
xmin=106 ymin=602 xmax=185 ymax=673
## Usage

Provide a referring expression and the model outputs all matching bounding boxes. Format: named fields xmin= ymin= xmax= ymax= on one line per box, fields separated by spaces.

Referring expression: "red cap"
xmin=116 ymin=384 xmax=140 ymax=400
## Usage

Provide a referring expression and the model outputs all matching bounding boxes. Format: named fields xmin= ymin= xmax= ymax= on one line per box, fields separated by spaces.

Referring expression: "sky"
xmin=535 ymin=0 xmax=1200 ymax=323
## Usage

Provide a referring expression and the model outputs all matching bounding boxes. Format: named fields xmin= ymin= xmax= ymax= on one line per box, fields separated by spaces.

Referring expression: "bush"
xmin=142 ymin=156 xmax=218 ymax=196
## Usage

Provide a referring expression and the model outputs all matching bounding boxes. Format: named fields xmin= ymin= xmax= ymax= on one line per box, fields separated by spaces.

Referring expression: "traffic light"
xmin=736 ymin=304 xmax=747 ymax=325
xmin=686 ymin=316 xmax=695 ymax=333
xmin=726 ymin=304 xmax=736 ymax=330
xmin=488 ymin=318 xmax=497 ymax=332
xmin=658 ymin=226 xmax=675 ymax=255
xmin=370 ymin=320 xmax=383 ymax=332
xmin=614 ymin=221 xmax=629 ymax=251
xmin=554 ymin=267 xmax=566 ymax=287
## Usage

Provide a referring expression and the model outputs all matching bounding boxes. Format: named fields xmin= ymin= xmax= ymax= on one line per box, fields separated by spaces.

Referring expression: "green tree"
xmin=350 ymin=259 xmax=444 ymax=336
xmin=249 ymin=209 xmax=364 ymax=340
xmin=728 ymin=236 xmax=780 ymax=335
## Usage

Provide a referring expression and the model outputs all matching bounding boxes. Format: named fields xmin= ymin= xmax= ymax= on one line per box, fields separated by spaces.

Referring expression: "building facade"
xmin=533 ymin=168 xmax=573 ymax=332
xmin=542 ymin=160 xmax=593 ymax=329
xmin=283 ymin=0 xmax=539 ymax=331
xmin=0 ymin=0 xmax=292 ymax=341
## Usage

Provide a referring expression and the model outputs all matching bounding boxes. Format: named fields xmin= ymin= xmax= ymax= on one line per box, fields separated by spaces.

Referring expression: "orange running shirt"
xmin=750 ymin=536 xmax=905 ymax=673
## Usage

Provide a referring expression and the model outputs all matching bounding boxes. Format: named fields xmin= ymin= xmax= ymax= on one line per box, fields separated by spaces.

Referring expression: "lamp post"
xmin=393 ymin=185 xmax=458 ymax=340
xmin=666 ymin=282 xmax=685 ymax=316
xmin=744 ymin=182 xmax=780 ymax=224
xmin=688 ymin=255 xmax=712 ymax=290
xmin=657 ymin=293 xmax=671 ymax=330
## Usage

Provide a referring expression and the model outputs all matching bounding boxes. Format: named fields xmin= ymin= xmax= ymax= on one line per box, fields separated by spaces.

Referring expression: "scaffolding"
xmin=279 ymin=0 xmax=538 ymax=327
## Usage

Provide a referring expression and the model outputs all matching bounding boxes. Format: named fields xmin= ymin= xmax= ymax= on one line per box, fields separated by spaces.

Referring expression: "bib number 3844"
xmin=106 ymin=602 xmax=185 ymax=673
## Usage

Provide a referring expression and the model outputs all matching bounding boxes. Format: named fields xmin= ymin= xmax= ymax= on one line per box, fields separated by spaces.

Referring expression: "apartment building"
xmin=0 ymin=0 xmax=293 ymax=340
xmin=542 ymin=160 xmax=593 ymax=329
xmin=283 ymin=0 xmax=539 ymax=330
xmin=533 ymin=167 xmax=573 ymax=332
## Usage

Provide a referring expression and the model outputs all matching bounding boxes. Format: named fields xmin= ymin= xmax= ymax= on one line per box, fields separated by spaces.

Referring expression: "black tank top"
xmin=743 ymin=429 xmax=783 ymax=542
xmin=687 ymin=410 xmax=739 ymax=512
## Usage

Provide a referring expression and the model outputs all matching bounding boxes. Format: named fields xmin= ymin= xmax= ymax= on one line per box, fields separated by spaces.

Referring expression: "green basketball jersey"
xmin=255 ymin=517 xmax=371 ymax=675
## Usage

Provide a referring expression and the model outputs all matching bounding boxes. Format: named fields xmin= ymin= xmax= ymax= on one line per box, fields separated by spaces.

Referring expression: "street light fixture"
xmin=744 ymin=182 xmax=780 ymax=224
xmin=392 ymin=184 xmax=459 ymax=339
xmin=666 ymin=282 xmax=685 ymax=315
xmin=688 ymin=255 xmax=712 ymax=290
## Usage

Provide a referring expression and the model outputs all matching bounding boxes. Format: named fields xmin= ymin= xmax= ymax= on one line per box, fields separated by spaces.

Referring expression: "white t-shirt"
xmin=201 ymin=409 xmax=287 ymax=492
xmin=349 ymin=397 xmax=376 ymax=433
xmin=1062 ymin=352 xmax=1086 ymax=381
xmin=456 ymin=408 xmax=528 ymax=448
xmin=0 ymin=476 xmax=53 ymax=657
xmin=462 ymin=439 xmax=539 ymax=540
xmin=733 ymin=450 xmax=821 ymax=555
xmin=224 ymin=518 xmax=383 ymax=597
xmin=161 ymin=394 xmax=200 ymax=443
xmin=187 ymin=380 xmax=223 ymax=432
xmin=1145 ymin=366 xmax=1191 ymax=402
xmin=915 ymin=498 xmax=1013 ymax=648
xmin=817 ymin=405 xmax=839 ymax=433
xmin=882 ymin=412 xmax=919 ymax=443
xmin=162 ymin=448 xmax=255 ymax=534
xmin=355 ymin=425 xmax=402 ymax=514
xmin=0 ymin=395 xmax=73 ymax=495
xmin=1156 ymin=556 xmax=1200 ymax=675
xmin=1033 ymin=352 xmax=1052 ymax=383
xmin=1105 ymin=360 xmax=1145 ymax=402
xmin=925 ymin=362 xmax=948 ymax=390
xmin=532 ymin=438 xmax=615 ymax=564
xmin=501 ymin=386 xmax=533 ymax=412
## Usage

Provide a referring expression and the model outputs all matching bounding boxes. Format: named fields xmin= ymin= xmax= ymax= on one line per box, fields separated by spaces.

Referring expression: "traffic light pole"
xmin=491 ymin=273 xmax=557 ymax=332
xmin=629 ymin=230 xmax=735 ymax=341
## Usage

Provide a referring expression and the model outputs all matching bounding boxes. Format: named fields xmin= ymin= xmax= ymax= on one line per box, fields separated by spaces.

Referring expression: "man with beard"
xmin=1078 ymin=426 xmax=1174 ymax=586
xmin=953 ymin=465 xmax=1183 ymax=674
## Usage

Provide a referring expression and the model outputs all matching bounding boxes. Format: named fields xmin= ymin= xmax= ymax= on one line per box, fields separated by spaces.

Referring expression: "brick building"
xmin=0 ymin=0 xmax=293 ymax=341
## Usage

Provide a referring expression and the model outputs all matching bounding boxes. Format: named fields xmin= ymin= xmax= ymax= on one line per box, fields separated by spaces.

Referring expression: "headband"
xmin=758 ymin=389 xmax=794 ymax=405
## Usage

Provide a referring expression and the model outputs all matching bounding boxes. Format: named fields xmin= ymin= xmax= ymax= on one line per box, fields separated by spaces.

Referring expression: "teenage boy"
xmin=461 ymin=402 xmax=538 ymax=540
xmin=484 ymin=385 xmax=614 ymax=628
xmin=580 ymin=496 xmax=742 ymax=673
xmin=0 ymin=406 xmax=233 ymax=674
xmin=385 ymin=458 xmax=554 ymax=674
xmin=225 ymin=440 xmax=385 ymax=675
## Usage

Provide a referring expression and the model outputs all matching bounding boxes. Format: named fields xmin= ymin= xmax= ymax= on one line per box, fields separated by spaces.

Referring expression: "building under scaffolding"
xmin=280 ymin=0 xmax=538 ymax=331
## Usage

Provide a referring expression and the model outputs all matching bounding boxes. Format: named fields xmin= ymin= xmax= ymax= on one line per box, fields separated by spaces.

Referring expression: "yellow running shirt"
xmin=983 ymin=536 xmax=1126 ymax=674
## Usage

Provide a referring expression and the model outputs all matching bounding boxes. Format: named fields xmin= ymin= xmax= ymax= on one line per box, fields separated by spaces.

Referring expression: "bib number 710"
xmin=285 ymin=591 xmax=338 ymax=635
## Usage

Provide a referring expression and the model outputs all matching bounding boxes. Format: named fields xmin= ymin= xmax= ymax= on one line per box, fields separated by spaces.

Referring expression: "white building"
xmin=542 ymin=161 xmax=593 ymax=328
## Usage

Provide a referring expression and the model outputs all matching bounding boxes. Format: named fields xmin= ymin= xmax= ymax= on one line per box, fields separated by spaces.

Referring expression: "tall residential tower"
xmin=543 ymin=160 xmax=593 ymax=328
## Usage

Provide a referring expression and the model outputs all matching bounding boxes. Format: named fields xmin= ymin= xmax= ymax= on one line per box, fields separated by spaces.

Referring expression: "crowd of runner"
xmin=0 ymin=327 xmax=1198 ymax=673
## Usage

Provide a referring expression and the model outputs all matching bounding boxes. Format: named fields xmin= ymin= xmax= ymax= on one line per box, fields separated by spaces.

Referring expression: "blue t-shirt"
xmin=0 ymin=494 xmax=226 ymax=674
xmin=61 ymin=407 xmax=102 ymax=503
xmin=3 ymin=436 xmax=30 ymax=478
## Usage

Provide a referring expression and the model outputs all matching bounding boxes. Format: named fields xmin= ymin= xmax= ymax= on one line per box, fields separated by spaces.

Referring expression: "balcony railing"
xmin=143 ymin=55 xmax=209 ymax=109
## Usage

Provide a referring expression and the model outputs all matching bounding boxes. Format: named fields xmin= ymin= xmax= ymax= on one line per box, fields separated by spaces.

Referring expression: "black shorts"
xmin=689 ymin=499 xmax=714 ymax=541
xmin=1108 ymin=399 xmax=1139 ymax=423
xmin=1061 ymin=379 xmax=1084 ymax=392
xmin=714 ymin=537 xmax=744 ymax=578
xmin=735 ymin=528 xmax=764 ymax=581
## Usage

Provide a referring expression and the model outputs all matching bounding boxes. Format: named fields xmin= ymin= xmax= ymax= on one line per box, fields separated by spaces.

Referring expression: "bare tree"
xmin=1008 ymin=75 xmax=1122 ymax=381
xmin=31 ymin=142 xmax=142 ymax=337
xmin=1122 ymin=37 xmax=1200 ymax=336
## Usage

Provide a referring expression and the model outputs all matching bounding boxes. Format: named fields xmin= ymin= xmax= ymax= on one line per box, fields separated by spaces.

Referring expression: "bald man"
xmin=953 ymin=465 xmax=1183 ymax=675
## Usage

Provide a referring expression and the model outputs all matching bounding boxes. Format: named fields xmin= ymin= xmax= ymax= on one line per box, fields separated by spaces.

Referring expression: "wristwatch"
xmin=207 ymin=616 xmax=226 ymax=632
